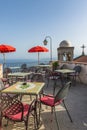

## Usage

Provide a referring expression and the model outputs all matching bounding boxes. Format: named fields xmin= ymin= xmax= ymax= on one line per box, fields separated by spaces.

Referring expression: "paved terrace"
xmin=2 ymin=80 xmax=87 ymax=130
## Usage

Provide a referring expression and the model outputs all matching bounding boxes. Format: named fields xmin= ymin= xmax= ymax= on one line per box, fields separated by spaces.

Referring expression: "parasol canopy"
xmin=0 ymin=44 xmax=16 ymax=68
xmin=28 ymin=45 xmax=49 ymax=64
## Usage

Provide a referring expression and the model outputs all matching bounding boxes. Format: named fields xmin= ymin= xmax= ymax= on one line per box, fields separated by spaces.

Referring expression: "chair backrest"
xmin=45 ymin=68 xmax=53 ymax=77
xmin=28 ymin=66 xmax=37 ymax=73
xmin=1 ymin=94 xmax=35 ymax=120
xmin=4 ymin=67 xmax=12 ymax=73
xmin=21 ymin=64 xmax=27 ymax=69
xmin=60 ymin=64 xmax=67 ymax=69
xmin=3 ymin=67 xmax=12 ymax=77
xmin=54 ymin=81 xmax=71 ymax=103
xmin=2 ymin=96 xmax=23 ymax=118
xmin=35 ymin=68 xmax=43 ymax=73
xmin=21 ymin=64 xmax=28 ymax=72
xmin=31 ymin=73 xmax=44 ymax=82
xmin=73 ymin=66 xmax=81 ymax=74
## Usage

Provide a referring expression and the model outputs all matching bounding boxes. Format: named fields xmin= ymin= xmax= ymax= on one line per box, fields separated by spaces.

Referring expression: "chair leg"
xmin=54 ymin=107 xmax=60 ymax=130
xmin=35 ymin=100 xmax=41 ymax=129
xmin=53 ymin=79 xmax=57 ymax=95
xmin=46 ymin=78 xmax=49 ymax=88
xmin=78 ymin=75 xmax=82 ymax=83
xmin=38 ymin=100 xmax=41 ymax=125
xmin=48 ymin=107 xmax=54 ymax=130
xmin=4 ymin=119 xmax=9 ymax=127
xmin=25 ymin=121 xmax=28 ymax=130
xmin=33 ymin=108 xmax=37 ymax=130
xmin=63 ymin=100 xmax=73 ymax=122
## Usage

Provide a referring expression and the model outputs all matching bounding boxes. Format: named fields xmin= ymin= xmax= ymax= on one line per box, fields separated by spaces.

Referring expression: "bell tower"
xmin=57 ymin=40 xmax=74 ymax=61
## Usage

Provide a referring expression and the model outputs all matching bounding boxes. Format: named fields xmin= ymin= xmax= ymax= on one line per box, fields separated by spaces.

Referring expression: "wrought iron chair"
xmin=60 ymin=64 xmax=68 ymax=69
xmin=1 ymin=95 xmax=37 ymax=130
xmin=39 ymin=81 xmax=73 ymax=130
xmin=31 ymin=73 xmax=44 ymax=82
xmin=68 ymin=65 xmax=82 ymax=84
xmin=20 ymin=63 xmax=28 ymax=72
xmin=45 ymin=68 xmax=60 ymax=94
xmin=29 ymin=73 xmax=44 ymax=101
xmin=2 ymin=67 xmax=12 ymax=85
xmin=0 ymin=79 xmax=19 ymax=99
xmin=3 ymin=67 xmax=12 ymax=78
xmin=28 ymin=66 xmax=37 ymax=73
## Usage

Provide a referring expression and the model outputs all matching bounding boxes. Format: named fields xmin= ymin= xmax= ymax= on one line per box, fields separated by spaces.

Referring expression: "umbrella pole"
xmin=38 ymin=52 xmax=39 ymax=65
xmin=3 ymin=53 xmax=6 ymax=69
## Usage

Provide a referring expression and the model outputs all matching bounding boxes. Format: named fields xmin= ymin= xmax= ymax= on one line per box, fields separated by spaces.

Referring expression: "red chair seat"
xmin=40 ymin=96 xmax=62 ymax=107
xmin=3 ymin=103 xmax=30 ymax=121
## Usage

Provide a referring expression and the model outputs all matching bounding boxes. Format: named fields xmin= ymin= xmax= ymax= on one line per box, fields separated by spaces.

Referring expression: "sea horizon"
xmin=0 ymin=57 xmax=57 ymax=68
xmin=0 ymin=54 xmax=78 ymax=68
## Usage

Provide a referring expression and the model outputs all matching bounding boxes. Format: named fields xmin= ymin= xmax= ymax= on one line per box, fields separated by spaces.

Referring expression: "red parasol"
xmin=28 ymin=45 xmax=49 ymax=64
xmin=0 ymin=44 xmax=16 ymax=68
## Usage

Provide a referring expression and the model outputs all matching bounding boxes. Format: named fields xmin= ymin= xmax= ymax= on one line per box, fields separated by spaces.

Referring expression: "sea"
xmin=0 ymin=57 xmax=57 ymax=68
xmin=0 ymin=55 xmax=77 ymax=69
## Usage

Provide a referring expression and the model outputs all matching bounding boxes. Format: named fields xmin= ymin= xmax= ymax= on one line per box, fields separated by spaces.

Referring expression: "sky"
xmin=0 ymin=0 xmax=87 ymax=61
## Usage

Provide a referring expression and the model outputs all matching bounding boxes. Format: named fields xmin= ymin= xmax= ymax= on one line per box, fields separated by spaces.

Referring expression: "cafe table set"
xmin=0 ymin=81 xmax=45 ymax=129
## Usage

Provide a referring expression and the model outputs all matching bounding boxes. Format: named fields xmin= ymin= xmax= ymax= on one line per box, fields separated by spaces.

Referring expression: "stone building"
xmin=57 ymin=40 xmax=74 ymax=61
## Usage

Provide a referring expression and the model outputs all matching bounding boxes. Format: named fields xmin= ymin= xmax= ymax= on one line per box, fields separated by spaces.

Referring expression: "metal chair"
xmin=60 ymin=64 xmax=68 ymax=69
xmin=39 ymin=81 xmax=73 ymax=130
xmin=28 ymin=66 xmax=37 ymax=73
xmin=1 ymin=95 xmax=37 ymax=130
xmin=68 ymin=65 xmax=82 ymax=84
xmin=45 ymin=68 xmax=60 ymax=94
xmin=31 ymin=73 xmax=44 ymax=82
xmin=3 ymin=67 xmax=12 ymax=77
xmin=20 ymin=63 xmax=28 ymax=72
xmin=0 ymin=79 xmax=19 ymax=99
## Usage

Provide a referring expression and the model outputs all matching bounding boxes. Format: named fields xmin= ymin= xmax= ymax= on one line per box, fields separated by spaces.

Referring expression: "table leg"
xmin=35 ymin=95 xmax=41 ymax=129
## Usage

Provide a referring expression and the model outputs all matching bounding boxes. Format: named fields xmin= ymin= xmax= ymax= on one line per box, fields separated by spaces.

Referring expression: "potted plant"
xmin=52 ymin=61 xmax=59 ymax=71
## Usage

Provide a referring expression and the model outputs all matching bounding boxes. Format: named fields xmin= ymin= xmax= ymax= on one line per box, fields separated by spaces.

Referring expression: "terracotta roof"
xmin=73 ymin=55 xmax=87 ymax=62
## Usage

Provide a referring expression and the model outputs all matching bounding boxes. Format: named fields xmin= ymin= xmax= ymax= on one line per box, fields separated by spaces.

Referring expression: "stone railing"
xmin=59 ymin=61 xmax=87 ymax=84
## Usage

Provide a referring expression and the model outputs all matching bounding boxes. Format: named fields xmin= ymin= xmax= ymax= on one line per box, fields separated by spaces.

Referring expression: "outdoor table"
xmin=9 ymin=66 xmax=21 ymax=72
xmin=0 ymin=81 xmax=45 ymax=129
xmin=36 ymin=64 xmax=52 ymax=68
xmin=1 ymin=81 xmax=45 ymax=95
xmin=35 ymin=64 xmax=52 ymax=76
xmin=55 ymin=69 xmax=75 ymax=85
xmin=8 ymin=72 xmax=32 ymax=82
xmin=36 ymin=64 xmax=52 ymax=71
xmin=55 ymin=69 xmax=75 ymax=74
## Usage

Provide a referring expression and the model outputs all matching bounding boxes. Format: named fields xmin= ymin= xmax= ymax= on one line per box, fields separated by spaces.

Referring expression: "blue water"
xmin=0 ymin=55 xmax=78 ymax=68
xmin=0 ymin=58 xmax=56 ymax=68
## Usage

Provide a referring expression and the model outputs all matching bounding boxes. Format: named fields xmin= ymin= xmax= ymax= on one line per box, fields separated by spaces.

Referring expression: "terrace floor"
xmin=2 ymin=80 xmax=87 ymax=130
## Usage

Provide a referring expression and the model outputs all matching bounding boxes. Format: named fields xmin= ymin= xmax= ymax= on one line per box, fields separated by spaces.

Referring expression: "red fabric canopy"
xmin=28 ymin=46 xmax=49 ymax=64
xmin=0 ymin=44 xmax=16 ymax=68
xmin=0 ymin=44 xmax=16 ymax=53
xmin=28 ymin=45 xmax=48 ymax=53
